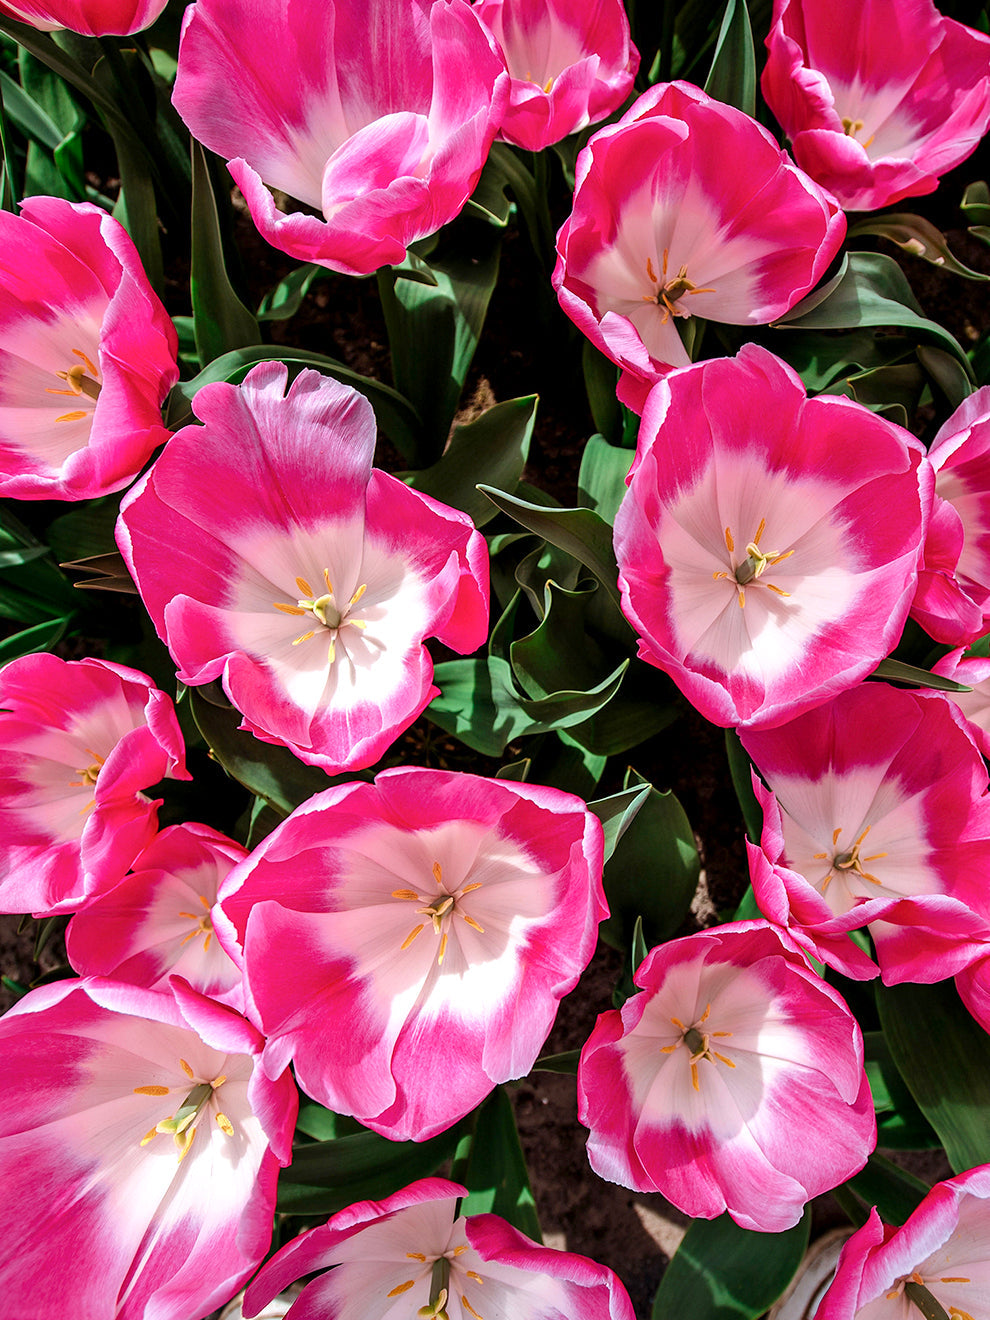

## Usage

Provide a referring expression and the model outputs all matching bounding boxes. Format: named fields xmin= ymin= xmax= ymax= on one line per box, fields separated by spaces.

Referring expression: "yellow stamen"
xmin=466 ymin=1270 xmax=483 ymax=1281
xmin=273 ymin=601 xmax=307 ymax=615
xmin=461 ymin=915 xmax=485 ymax=933
xmin=296 ymin=576 xmax=313 ymax=597
xmin=401 ymin=924 xmax=425 ymax=950
xmin=765 ymin=584 xmax=791 ymax=597
xmin=388 ymin=1280 xmax=417 ymax=1297
xmin=712 ymin=1051 xmax=736 ymax=1067
xmin=407 ymin=1253 xmax=429 ymax=1262
xmin=724 ymin=527 xmax=735 ymax=553
xmin=134 ymin=1085 xmax=170 ymax=1096
xmin=323 ymin=568 xmax=333 ymax=592
xmin=393 ymin=889 xmax=421 ymax=901
xmin=215 ymin=1112 xmax=234 ymax=1136
xmin=437 ymin=931 xmax=448 ymax=964
xmin=180 ymin=1059 xmax=195 ymax=1079
xmin=463 ymin=1298 xmax=484 ymax=1320
xmin=941 ymin=1279 xmax=971 ymax=1285
xmin=291 ymin=630 xmax=316 ymax=646
xmin=350 ymin=583 xmax=367 ymax=606
xmin=690 ymin=1062 xmax=700 ymax=1091
xmin=140 ymin=1126 xmax=159 ymax=1146
xmin=55 ymin=410 xmax=87 ymax=423
xmin=327 ymin=636 xmax=336 ymax=664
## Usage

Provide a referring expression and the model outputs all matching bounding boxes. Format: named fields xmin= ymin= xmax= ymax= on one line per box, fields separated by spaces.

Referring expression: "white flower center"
xmin=133 ymin=1058 xmax=234 ymax=1161
xmin=392 ymin=861 xmax=485 ymax=967
xmin=642 ymin=248 xmax=716 ymax=325
xmin=812 ymin=824 xmax=888 ymax=895
xmin=661 ymin=1001 xmax=736 ymax=1092
xmin=273 ymin=569 xmax=368 ymax=665
xmin=711 ymin=519 xmax=795 ymax=609
xmin=177 ymin=893 xmax=215 ymax=951
xmin=45 ymin=347 xmax=102 ymax=423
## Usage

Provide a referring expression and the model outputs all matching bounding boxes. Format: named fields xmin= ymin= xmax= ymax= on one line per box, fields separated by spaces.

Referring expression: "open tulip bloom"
xmin=244 ymin=1178 xmax=636 ymax=1320
xmin=817 ymin=1163 xmax=990 ymax=1320
xmin=577 ymin=922 xmax=875 ymax=1233
xmin=0 ymin=196 xmax=178 ymax=499
xmin=475 ymin=0 xmax=639 ymax=152
xmin=0 ymin=653 xmax=189 ymax=917
xmin=0 ymin=0 xmax=168 ymax=33
xmin=761 ymin=0 xmax=990 ymax=212
xmin=0 ymin=976 xmax=297 ymax=1320
xmin=552 ymin=80 xmax=845 ymax=413
xmin=742 ymin=684 xmax=990 ymax=984
xmin=172 ymin=0 xmax=508 ymax=276
xmin=116 ymin=362 xmax=489 ymax=774
xmin=612 ymin=345 xmax=930 ymax=730
xmin=214 ymin=767 xmax=607 ymax=1142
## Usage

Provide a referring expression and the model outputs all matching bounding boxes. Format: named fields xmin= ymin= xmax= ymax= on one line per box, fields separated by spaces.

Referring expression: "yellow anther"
xmin=393 ymin=888 xmax=421 ymax=901
xmin=55 ymin=409 xmax=87 ymax=423
xmin=388 ymin=1280 xmax=417 ymax=1297
xmin=292 ymin=630 xmax=316 ymax=646
xmin=296 ymin=576 xmax=313 ymax=597
xmin=463 ymin=1297 xmax=484 ymax=1320
xmin=433 ymin=861 xmax=443 ymax=885
xmin=407 ymin=1253 xmax=429 ymax=1262
xmin=466 ymin=1270 xmax=484 ymax=1282
xmin=134 ymin=1085 xmax=170 ymax=1096
xmin=438 ymin=931 xmax=449 ymax=964
xmin=350 ymin=583 xmax=367 ymax=606
xmin=140 ymin=1126 xmax=159 ymax=1146
xmin=215 ymin=1113 xmax=234 ymax=1136
xmin=273 ymin=601 xmax=307 ymax=615
xmin=179 ymin=1059 xmax=195 ymax=1079
xmin=401 ymin=924 xmax=425 ymax=950
xmin=323 ymin=568 xmax=333 ymax=592
xmin=461 ymin=914 xmax=485 ymax=933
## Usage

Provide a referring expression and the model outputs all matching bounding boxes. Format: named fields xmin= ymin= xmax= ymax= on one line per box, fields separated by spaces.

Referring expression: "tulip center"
xmin=661 ymin=1002 xmax=735 ymax=1092
xmin=887 ymin=1271 xmax=973 ymax=1320
xmin=841 ymin=116 xmax=875 ymax=150
xmin=392 ymin=861 xmax=485 ymax=967
xmin=45 ymin=348 xmax=102 ymax=423
xmin=177 ymin=893 xmax=215 ymax=951
xmin=711 ymin=520 xmax=794 ymax=609
xmin=387 ymin=1242 xmax=484 ymax=1320
xmin=133 ymin=1058 xmax=234 ymax=1161
xmin=813 ymin=825 xmax=887 ymax=895
xmin=68 ymin=748 xmax=106 ymax=816
xmin=273 ymin=570 xmax=368 ymax=665
xmin=643 ymin=249 xmax=715 ymax=325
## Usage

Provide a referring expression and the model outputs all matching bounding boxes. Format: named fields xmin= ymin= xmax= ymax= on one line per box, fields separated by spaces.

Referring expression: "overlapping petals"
xmin=215 ymin=767 xmax=606 ymax=1141
xmin=742 ymin=684 xmax=990 ymax=983
xmin=552 ymin=81 xmax=844 ymax=412
xmin=116 ymin=362 xmax=489 ymax=774
xmin=0 ymin=654 xmax=189 ymax=916
xmin=0 ymin=196 xmax=177 ymax=499
xmin=0 ymin=0 xmax=167 ymax=33
xmin=476 ymin=0 xmax=638 ymax=151
xmin=0 ymin=977 xmax=297 ymax=1320
xmin=173 ymin=0 xmax=509 ymax=275
xmin=244 ymin=1178 xmax=636 ymax=1320
xmin=762 ymin=0 xmax=990 ymax=212
xmin=577 ymin=922 xmax=874 ymax=1232
xmin=818 ymin=1164 xmax=990 ymax=1320
xmin=613 ymin=345 xmax=930 ymax=729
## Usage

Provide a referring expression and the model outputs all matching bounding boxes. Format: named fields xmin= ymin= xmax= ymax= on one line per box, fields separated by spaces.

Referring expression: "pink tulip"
xmin=116 ymin=362 xmax=488 ymax=775
xmin=0 ymin=977 xmax=297 ymax=1320
xmin=742 ymin=684 xmax=990 ymax=984
xmin=215 ymin=767 xmax=606 ymax=1142
xmin=930 ymin=649 xmax=990 ymax=758
xmin=0 ymin=196 xmax=177 ymax=499
xmin=912 ymin=387 xmax=990 ymax=646
xmin=0 ymin=0 xmax=166 ymax=32
xmin=818 ymin=1164 xmax=990 ymax=1320
xmin=577 ymin=922 xmax=875 ymax=1233
xmin=552 ymin=81 xmax=844 ymax=413
xmin=475 ymin=0 xmax=638 ymax=151
xmin=761 ymin=0 xmax=990 ymax=212
xmin=0 ymin=654 xmax=189 ymax=917
xmin=66 ymin=822 xmax=247 ymax=1008
xmin=172 ymin=0 xmax=508 ymax=276
xmin=244 ymin=1177 xmax=636 ymax=1320
xmin=612 ymin=345 xmax=930 ymax=729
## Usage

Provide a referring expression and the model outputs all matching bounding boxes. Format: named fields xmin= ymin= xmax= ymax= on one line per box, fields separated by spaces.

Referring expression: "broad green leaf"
xmin=294 ymin=1103 xmax=361 ymax=1142
xmin=164 ymin=346 xmax=422 ymax=462
xmin=111 ymin=121 xmax=163 ymax=295
xmin=189 ymin=688 xmax=331 ymax=817
xmin=651 ymin=1209 xmax=810 ymax=1320
xmin=533 ymin=728 xmax=607 ymax=798
xmin=578 ymin=433 xmax=634 ymax=523
xmin=257 ymin=263 xmax=329 ymax=321
xmin=582 ymin=341 xmax=622 ymax=445
xmin=278 ymin=1123 xmax=463 ymax=1215
xmin=511 ymin=580 xmax=613 ymax=700
xmin=190 ymin=140 xmax=260 ymax=365
xmin=403 ymin=396 xmax=536 ymax=527
xmin=589 ymin=782 xmax=652 ymax=866
xmin=917 ymin=344 xmax=974 ymax=408
xmin=456 ymin=1086 xmax=541 ymax=1241
xmin=877 ymin=978 xmax=990 ymax=1173
xmin=0 ymin=68 xmax=61 ymax=148
xmin=870 ymin=658 xmax=970 ymax=692
xmin=843 ymin=1153 xmax=931 ymax=1225
xmin=0 ymin=613 xmax=71 ymax=664
xmin=47 ymin=496 xmax=120 ymax=563
xmin=862 ymin=1032 xmax=940 ymax=1151
xmin=703 ymin=0 xmax=756 ymax=117
xmin=850 ymin=213 xmax=990 ymax=281
xmin=485 ymin=142 xmax=555 ymax=270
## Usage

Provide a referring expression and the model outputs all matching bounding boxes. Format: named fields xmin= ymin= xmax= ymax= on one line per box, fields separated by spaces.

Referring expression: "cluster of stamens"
xmin=393 ymin=861 xmax=485 ymax=967
xmin=661 ymin=1002 xmax=735 ymax=1092
xmin=177 ymin=893 xmax=215 ymax=951
xmin=68 ymin=747 xmax=106 ymax=815
xmin=712 ymin=519 xmax=794 ymax=609
xmin=46 ymin=348 xmax=102 ymax=423
xmin=841 ymin=116 xmax=875 ymax=149
xmin=885 ymin=1270 xmax=973 ymax=1320
xmin=386 ymin=1245 xmax=486 ymax=1320
xmin=273 ymin=570 xmax=368 ymax=665
xmin=643 ymin=248 xmax=715 ymax=324
xmin=133 ymin=1058 xmax=233 ymax=1162
xmin=812 ymin=824 xmax=887 ymax=895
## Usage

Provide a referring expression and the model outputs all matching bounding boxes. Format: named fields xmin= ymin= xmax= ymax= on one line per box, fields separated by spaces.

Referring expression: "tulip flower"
xmin=552 ymin=80 xmax=845 ymax=412
xmin=66 ymin=822 xmax=247 ymax=1007
xmin=761 ymin=0 xmax=990 ymax=212
xmin=930 ymin=650 xmax=990 ymax=758
xmin=0 ymin=653 xmax=189 ymax=917
xmin=243 ymin=1177 xmax=636 ymax=1320
xmin=612 ymin=345 xmax=930 ymax=729
xmin=172 ymin=0 xmax=508 ymax=276
xmin=577 ymin=922 xmax=875 ymax=1233
xmin=0 ymin=977 xmax=297 ymax=1320
xmin=116 ymin=362 xmax=488 ymax=775
xmin=214 ymin=767 xmax=606 ymax=1142
xmin=817 ymin=1164 xmax=990 ymax=1320
xmin=475 ymin=0 xmax=638 ymax=151
xmin=0 ymin=0 xmax=167 ymax=33
xmin=911 ymin=387 xmax=990 ymax=646
xmin=0 ymin=196 xmax=177 ymax=499
xmin=742 ymin=684 xmax=990 ymax=984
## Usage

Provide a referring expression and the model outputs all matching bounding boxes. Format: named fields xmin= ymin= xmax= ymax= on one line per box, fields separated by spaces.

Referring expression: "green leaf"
xmin=850 ymin=213 xmax=990 ymax=282
xmin=257 ymin=263 xmax=329 ymax=321
xmin=877 ymin=978 xmax=990 ymax=1173
xmin=703 ymin=0 xmax=756 ymax=117
xmin=862 ymin=1032 xmax=940 ymax=1150
xmin=0 ymin=613 xmax=71 ymax=664
xmin=651 ymin=1209 xmax=810 ymax=1320
xmin=0 ymin=68 xmax=61 ymax=148
xmin=479 ymin=486 xmax=624 ymax=610
xmin=465 ymin=149 xmax=513 ymax=227
xmin=531 ymin=1049 xmax=580 ymax=1075
xmin=190 ymin=140 xmax=260 ymax=365
xmin=164 ymin=346 xmax=422 ymax=462
xmin=511 ymin=579 xmax=613 ymax=700
xmin=582 ymin=341 xmax=622 ymax=445
xmin=961 ymin=180 xmax=990 ymax=227
xmin=724 ymin=729 xmax=763 ymax=842
xmin=590 ymin=782 xmax=652 ymax=865
xmin=870 ymin=658 xmax=970 ymax=692
xmin=278 ymin=1123 xmax=463 ymax=1215
xmin=578 ymin=433 xmax=634 ymax=523
xmin=841 ymin=1153 xmax=930 ymax=1225
xmin=403 ymin=396 xmax=536 ymax=527
xmin=456 ymin=1086 xmax=541 ymax=1241
xmin=189 ymin=687 xmax=331 ymax=817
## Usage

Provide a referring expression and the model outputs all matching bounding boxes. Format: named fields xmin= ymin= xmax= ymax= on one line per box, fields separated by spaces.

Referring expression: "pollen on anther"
xmin=463 ymin=1297 xmax=484 ymax=1320
xmin=461 ymin=914 xmax=485 ymax=933
xmin=350 ymin=583 xmax=367 ymax=606
xmin=295 ymin=576 xmax=313 ymax=597
xmin=465 ymin=1270 xmax=483 ymax=1281
xmin=55 ymin=410 xmax=87 ymax=423
xmin=646 ymin=256 xmax=658 ymax=284
xmin=437 ymin=931 xmax=449 ymax=964
xmin=216 ymin=1112 xmax=234 ymax=1136
xmin=433 ymin=861 xmax=443 ymax=885
xmin=401 ymin=924 xmax=425 ymax=950
xmin=407 ymin=1252 xmax=428 ymax=1262
xmin=134 ymin=1085 xmax=170 ymax=1096
xmin=724 ymin=527 xmax=734 ymax=553
xmin=387 ymin=1280 xmax=417 ymax=1297
xmin=179 ymin=1058 xmax=195 ymax=1079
